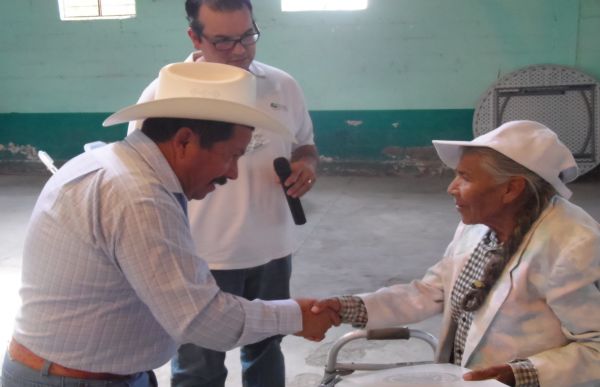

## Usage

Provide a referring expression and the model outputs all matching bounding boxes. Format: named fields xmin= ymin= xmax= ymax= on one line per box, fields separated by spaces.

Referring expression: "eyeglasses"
xmin=200 ymin=21 xmax=261 ymax=51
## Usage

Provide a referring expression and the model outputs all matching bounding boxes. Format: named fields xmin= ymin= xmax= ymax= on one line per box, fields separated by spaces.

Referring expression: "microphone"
xmin=273 ymin=157 xmax=307 ymax=225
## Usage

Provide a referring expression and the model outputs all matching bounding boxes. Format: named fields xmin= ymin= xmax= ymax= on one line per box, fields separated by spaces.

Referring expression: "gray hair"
xmin=460 ymin=146 xmax=557 ymax=312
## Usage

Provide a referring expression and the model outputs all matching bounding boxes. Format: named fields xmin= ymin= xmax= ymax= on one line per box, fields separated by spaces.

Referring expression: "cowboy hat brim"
xmin=103 ymin=97 xmax=294 ymax=141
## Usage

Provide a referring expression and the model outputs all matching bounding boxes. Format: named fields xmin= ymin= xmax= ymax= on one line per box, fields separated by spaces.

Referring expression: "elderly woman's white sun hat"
xmin=432 ymin=120 xmax=578 ymax=198
xmin=103 ymin=62 xmax=292 ymax=140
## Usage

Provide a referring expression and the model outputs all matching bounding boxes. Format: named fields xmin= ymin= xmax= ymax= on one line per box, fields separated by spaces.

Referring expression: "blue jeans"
xmin=1 ymin=352 xmax=157 ymax=387
xmin=171 ymin=255 xmax=292 ymax=387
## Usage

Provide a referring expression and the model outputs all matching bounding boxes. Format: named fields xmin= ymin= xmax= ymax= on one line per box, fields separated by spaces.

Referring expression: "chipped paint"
xmin=0 ymin=143 xmax=38 ymax=161
xmin=319 ymin=155 xmax=334 ymax=163
xmin=381 ymin=146 xmax=437 ymax=161
xmin=317 ymin=146 xmax=450 ymax=177
xmin=345 ymin=120 xmax=363 ymax=127
xmin=392 ymin=121 xmax=400 ymax=128
xmin=318 ymin=159 xmax=450 ymax=177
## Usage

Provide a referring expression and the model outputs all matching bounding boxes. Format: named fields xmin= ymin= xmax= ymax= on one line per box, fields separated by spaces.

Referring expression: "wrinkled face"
xmin=447 ymin=152 xmax=508 ymax=226
xmin=189 ymin=5 xmax=257 ymax=70
xmin=179 ymin=125 xmax=252 ymax=200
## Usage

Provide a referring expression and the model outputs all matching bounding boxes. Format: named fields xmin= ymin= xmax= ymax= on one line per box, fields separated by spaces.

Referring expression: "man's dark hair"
xmin=185 ymin=0 xmax=254 ymax=36
xmin=141 ymin=117 xmax=239 ymax=149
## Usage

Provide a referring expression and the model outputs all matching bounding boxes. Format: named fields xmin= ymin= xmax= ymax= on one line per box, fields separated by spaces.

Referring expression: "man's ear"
xmin=502 ymin=176 xmax=527 ymax=204
xmin=172 ymin=127 xmax=195 ymax=158
xmin=188 ymin=27 xmax=202 ymax=49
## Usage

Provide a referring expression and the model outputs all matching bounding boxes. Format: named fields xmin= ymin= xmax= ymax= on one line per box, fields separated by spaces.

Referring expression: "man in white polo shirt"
xmin=128 ymin=1 xmax=318 ymax=386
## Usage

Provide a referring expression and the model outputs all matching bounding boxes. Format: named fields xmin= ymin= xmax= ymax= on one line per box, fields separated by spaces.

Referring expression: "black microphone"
xmin=273 ymin=157 xmax=307 ymax=225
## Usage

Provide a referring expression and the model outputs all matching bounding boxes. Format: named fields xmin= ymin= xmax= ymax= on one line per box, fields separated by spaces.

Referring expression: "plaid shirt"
xmin=338 ymin=295 xmax=369 ymax=328
xmin=337 ymin=230 xmax=539 ymax=387
xmin=449 ymin=231 xmax=501 ymax=364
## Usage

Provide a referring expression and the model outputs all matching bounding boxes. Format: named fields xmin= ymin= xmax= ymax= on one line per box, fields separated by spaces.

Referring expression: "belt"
xmin=8 ymin=338 xmax=131 ymax=380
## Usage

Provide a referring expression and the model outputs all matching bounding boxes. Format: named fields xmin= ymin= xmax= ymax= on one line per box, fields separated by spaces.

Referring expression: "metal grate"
xmin=473 ymin=64 xmax=600 ymax=177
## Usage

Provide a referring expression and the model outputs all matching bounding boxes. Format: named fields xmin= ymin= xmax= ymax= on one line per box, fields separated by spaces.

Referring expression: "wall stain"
xmin=345 ymin=120 xmax=363 ymax=127
xmin=317 ymin=146 xmax=450 ymax=177
xmin=0 ymin=143 xmax=38 ymax=161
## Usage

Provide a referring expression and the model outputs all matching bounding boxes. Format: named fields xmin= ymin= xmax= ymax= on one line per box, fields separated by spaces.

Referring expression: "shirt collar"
xmin=124 ymin=130 xmax=184 ymax=195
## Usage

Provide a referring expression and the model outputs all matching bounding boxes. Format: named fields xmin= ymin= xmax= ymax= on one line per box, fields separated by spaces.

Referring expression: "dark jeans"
xmin=171 ymin=255 xmax=292 ymax=387
xmin=1 ymin=352 xmax=157 ymax=387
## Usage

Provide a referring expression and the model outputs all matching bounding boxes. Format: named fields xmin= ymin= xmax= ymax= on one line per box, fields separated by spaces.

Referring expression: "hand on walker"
xmin=463 ymin=364 xmax=515 ymax=386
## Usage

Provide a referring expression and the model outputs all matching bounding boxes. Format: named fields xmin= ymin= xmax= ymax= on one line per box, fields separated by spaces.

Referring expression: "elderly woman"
xmin=314 ymin=121 xmax=600 ymax=386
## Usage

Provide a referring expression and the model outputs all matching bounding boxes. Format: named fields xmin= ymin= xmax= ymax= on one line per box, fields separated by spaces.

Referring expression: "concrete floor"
xmin=1 ymin=173 xmax=599 ymax=386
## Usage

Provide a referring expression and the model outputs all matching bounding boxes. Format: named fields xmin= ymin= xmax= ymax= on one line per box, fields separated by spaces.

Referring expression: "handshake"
xmin=294 ymin=298 xmax=343 ymax=341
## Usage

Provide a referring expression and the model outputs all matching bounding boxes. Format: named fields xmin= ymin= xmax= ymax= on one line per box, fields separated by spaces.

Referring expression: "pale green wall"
xmin=259 ymin=0 xmax=593 ymax=110
xmin=1 ymin=0 xmax=599 ymax=113
xmin=1 ymin=0 xmax=599 ymax=165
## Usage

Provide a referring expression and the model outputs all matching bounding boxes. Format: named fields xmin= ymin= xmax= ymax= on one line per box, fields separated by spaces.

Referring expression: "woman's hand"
xmin=463 ymin=364 xmax=515 ymax=386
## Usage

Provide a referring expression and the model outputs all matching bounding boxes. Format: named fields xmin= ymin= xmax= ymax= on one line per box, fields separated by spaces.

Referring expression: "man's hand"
xmin=463 ymin=364 xmax=515 ymax=386
xmin=294 ymin=298 xmax=340 ymax=341
xmin=310 ymin=297 xmax=341 ymax=315
xmin=284 ymin=145 xmax=318 ymax=198
xmin=284 ymin=160 xmax=316 ymax=198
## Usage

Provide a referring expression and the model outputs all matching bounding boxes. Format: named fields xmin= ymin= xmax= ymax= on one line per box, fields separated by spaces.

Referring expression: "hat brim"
xmin=433 ymin=139 xmax=574 ymax=198
xmin=103 ymin=97 xmax=294 ymax=141
xmin=432 ymin=140 xmax=475 ymax=169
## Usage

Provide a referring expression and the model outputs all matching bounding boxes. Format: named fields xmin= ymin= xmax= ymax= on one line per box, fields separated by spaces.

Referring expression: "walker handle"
xmin=366 ymin=327 xmax=410 ymax=340
xmin=323 ymin=328 xmax=438 ymax=376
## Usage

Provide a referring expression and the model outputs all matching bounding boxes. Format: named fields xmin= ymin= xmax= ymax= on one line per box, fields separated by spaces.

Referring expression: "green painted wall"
xmin=0 ymin=110 xmax=473 ymax=161
xmin=1 ymin=0 xmax=599 ymax=163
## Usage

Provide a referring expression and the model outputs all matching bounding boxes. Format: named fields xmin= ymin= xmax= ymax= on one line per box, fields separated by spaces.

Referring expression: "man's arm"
xmin=110 ymin=189 xmax=301 ymax=350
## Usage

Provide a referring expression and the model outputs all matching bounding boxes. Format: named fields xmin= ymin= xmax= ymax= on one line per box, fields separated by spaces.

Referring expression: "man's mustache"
xmin=211 ymin=176 xmax=228 ymax=186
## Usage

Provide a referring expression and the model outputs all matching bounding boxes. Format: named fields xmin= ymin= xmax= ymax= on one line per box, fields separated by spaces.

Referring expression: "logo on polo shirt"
xmin=270 ymin=102 xmax=288 ymax=111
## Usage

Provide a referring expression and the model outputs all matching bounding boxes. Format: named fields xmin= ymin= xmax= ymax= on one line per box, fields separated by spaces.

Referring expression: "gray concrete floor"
xmin=1 ymin=173 xmax=598 ymax=386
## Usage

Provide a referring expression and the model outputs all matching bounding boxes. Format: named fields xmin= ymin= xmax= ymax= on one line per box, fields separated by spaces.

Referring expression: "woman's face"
xmin=447 ymin=152 xmax=509 ymax=227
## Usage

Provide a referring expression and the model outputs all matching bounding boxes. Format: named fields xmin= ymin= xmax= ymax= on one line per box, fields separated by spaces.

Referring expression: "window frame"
xmin=58 ymin=0 xmax=136 ymax=21
xmin=281 ymin=0 xmax=368 ymax=12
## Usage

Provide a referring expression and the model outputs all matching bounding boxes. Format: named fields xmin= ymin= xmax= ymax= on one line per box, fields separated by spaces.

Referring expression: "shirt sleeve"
xmin=286 ymin=77 xmax=314 ymax=149
xmin=509 ymin=359 xmax=540 ymax=387
xmin=108 ymin=186 xmax=301 ymax=351
xmin=338 ymin=295 xmax=368 ymax=328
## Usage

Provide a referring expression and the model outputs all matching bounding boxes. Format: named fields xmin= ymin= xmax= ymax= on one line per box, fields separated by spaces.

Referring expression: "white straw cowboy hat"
xmin=103 ymin=62 xmax=292 ymax=140
xmin=432 ymin=120 xmax=578 ymax=198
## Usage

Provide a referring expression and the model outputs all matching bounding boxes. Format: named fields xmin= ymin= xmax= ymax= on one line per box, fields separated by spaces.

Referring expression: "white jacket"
xmin=360 ymin=196 xmax=600 ymax=387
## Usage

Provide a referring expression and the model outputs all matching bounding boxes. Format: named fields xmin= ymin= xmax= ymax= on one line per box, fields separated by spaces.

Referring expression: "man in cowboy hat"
xmin=128 ymin=1 xmax=318 ymax=386
xmin=1 ymin=62 xmax=336 ymax=387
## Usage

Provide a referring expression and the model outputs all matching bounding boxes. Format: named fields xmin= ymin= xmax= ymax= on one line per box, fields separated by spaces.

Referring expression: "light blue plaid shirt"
xmin=13 ymin=130 xmax=300 ymax=374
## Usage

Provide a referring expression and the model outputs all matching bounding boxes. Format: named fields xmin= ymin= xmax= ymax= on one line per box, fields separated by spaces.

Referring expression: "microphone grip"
xmin=273 ymin=157 xmax=307 ymax=225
